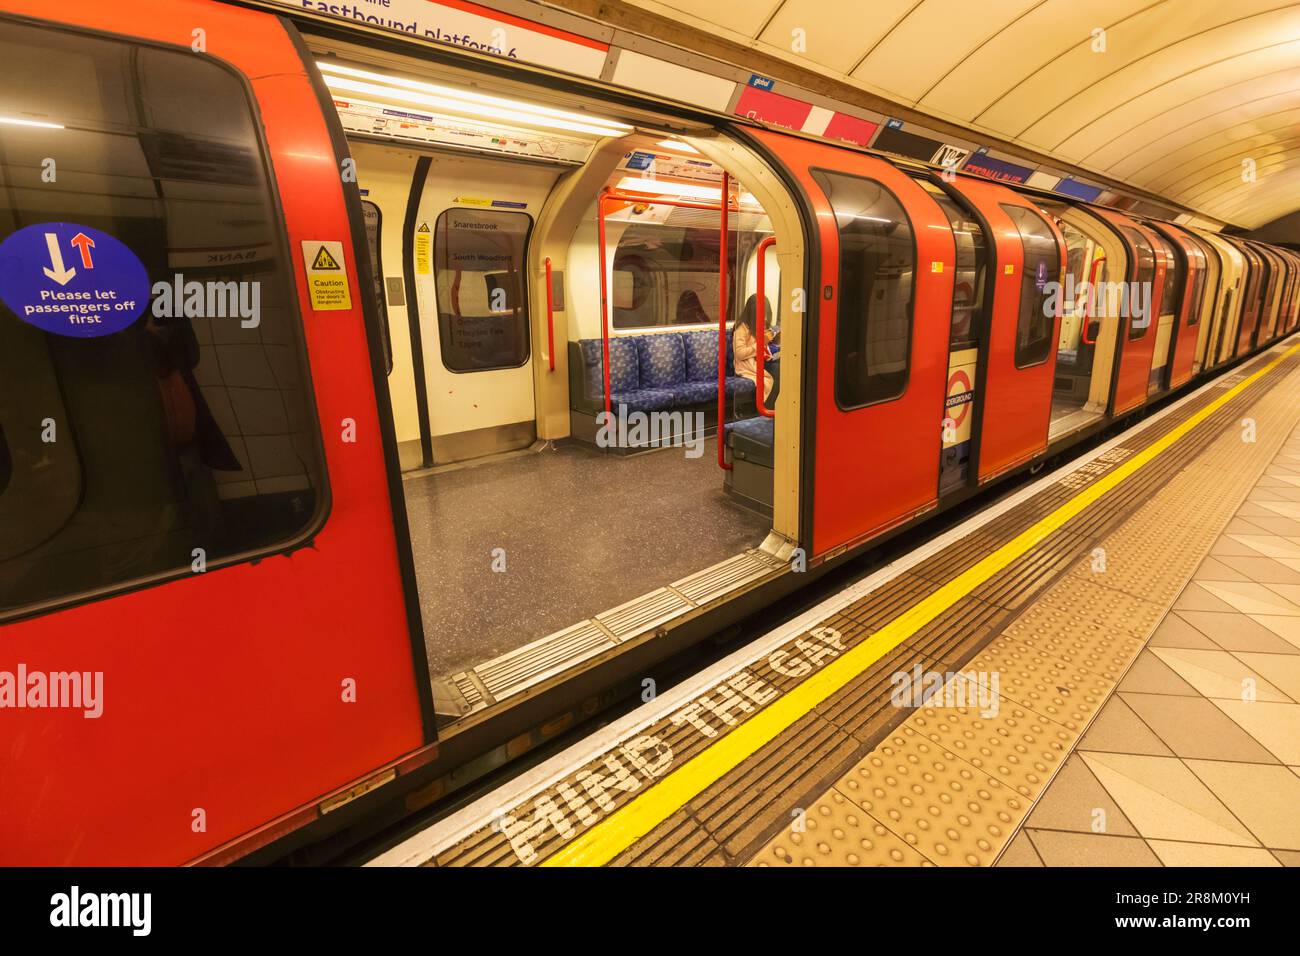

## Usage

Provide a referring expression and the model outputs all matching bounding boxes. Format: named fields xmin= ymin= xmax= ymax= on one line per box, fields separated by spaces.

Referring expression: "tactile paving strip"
xmin=751 ymin=356 xmax=1300 ymax=867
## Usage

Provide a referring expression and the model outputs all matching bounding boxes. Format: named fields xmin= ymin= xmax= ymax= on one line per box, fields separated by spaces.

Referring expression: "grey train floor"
xmin=403 ymin=438 xmax=772 ymax=679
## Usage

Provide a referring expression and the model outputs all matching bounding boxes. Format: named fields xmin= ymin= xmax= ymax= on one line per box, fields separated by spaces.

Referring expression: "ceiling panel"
xmin=850 ymin=0 xmax=1039 ymax=104
xmin=612 ymin=0 xmax=1300 ymax=226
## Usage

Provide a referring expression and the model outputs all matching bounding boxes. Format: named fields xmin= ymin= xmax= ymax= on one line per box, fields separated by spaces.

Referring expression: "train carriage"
xmin=1 ymin=0 xmax=1298 ymax=865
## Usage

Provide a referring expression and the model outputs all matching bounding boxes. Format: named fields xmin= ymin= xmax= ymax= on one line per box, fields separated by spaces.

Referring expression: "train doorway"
xmin=311 ymin=40 xmax=805 ymax=725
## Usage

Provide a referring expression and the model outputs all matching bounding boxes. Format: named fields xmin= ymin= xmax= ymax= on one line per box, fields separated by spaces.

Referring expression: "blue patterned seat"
xmin=724 ymin=414 xmax=775 ymax=468
xmin=572 ymin=331 xmax=754 ymax=419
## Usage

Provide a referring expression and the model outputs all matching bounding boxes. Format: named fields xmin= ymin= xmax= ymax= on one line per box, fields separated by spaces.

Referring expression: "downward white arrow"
xmin=42 ymin=232 xmax=76 ymax=286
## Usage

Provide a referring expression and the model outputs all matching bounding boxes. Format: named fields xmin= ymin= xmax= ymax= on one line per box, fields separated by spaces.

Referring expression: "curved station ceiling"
xmin=614 ymin=0 xmax=1300 ymax=229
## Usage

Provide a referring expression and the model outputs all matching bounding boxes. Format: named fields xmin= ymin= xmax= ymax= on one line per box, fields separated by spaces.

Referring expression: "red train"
xmin=1 ymin=0 xmax=1297 ymax=865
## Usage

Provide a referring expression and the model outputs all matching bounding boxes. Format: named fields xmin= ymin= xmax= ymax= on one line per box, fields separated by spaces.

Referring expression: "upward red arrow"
xmin=70 ymin=233 xmax=95 ymax=269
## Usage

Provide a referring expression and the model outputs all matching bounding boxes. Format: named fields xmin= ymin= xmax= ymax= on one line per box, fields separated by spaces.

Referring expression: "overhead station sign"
xmin=271 ymin=0 xmax=610 ymax=78
xmin=0 ymin=222 xmax=150 ymax=338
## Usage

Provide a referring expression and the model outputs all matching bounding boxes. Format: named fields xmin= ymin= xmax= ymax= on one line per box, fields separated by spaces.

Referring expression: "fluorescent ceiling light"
xmin=656 ymin=139 xmax=698 ymax=154
xmin=318 ymin=61 xmax=631 ymax=137
xmin=0 ymin=115 xmax=63 ymax=129
xmin=616 ymin=177 xmax=762 ymax=207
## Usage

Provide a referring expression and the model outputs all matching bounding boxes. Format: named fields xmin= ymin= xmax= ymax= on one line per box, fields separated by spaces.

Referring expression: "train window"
xmin=913 ymin=178 xmax=985 ymax=349
xmin=1155 ymin=234 xmax=1183 ymax=318
xmin=0 ymin=20 xmax=324 ymax=618
xmin=1120 ymin=227 xmax=1156 ymax=340
xmin=1000 ymin=204 xmax=1059 ymax=368
xmin=434 ymin=209 xmax=531 ymax=371
xmin=812 ymin=169 xmax=915 ymax=408
xmin=609 ymin=209 xmax=761 ymax=330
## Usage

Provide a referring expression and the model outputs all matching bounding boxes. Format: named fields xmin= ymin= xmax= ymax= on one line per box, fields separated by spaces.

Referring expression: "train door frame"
xmin=941 ymin=176 xmax=1066 ymax=483
xmin=1150 ymin=222 xmax=1207 ymax=391
xmin=1089 ymin=207 xmax=1166 ymax=416
xmin=749 ymin=129 xmax=953 ymax=558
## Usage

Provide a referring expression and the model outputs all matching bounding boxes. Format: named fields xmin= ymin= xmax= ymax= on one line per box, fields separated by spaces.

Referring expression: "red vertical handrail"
xmin=544 ymin=256 xmax=555 ymax=372
xmin=754 ymin=235 xmax=777 ymax=418
xmin=1081 ymin=255 xmax=1105 ymax=345
xmin=717 ymin=171 xmax=732 ymax=471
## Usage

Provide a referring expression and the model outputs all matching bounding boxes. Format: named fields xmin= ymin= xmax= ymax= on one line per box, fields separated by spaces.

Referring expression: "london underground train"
xmin=1 ymin=0 xmax=1297 ymax=865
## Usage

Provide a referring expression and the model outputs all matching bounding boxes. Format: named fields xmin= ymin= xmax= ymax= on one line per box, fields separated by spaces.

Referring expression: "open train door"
xmin=750 ymin=130 xmax=951 ymax=557
xmin=0 ymin=0 xmax=433 ymax=864
xmin=1151 ymin=222 xmax=1208 ymax=391
xmin=943 ymin=177 xmax=1066 ymax=482
xmin=1090 ymin=208 xmax=1166 ymax=416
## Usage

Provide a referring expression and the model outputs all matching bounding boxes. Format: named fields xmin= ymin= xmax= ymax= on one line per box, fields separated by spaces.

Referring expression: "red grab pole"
xmin=717 ymin=171 xmax=732 ymax=471
xmin=755 ymin=235 xmax=776 ymax=418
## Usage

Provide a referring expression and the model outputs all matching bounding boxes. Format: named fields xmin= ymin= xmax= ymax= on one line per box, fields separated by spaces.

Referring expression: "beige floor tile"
xmin=1185 ymin=760 xmax=1300 ymax=850
xmin=995 ymin=831 xmax=1043 ymax=867
xmin=1248 ymin=516 xmax=1300 ymax=537
xmin=1120 ymin=692 xmax=1280 ymax=762
xmin=1212 ymin=537 xmax=1272 ymax=558
xmin=1149 ymin=841 xmax=1281 ymax=867
xmin=1228 ymin=534 xmax=1300 ymax=560
xmin=1148 ymin=614 xmax=1220 ymax=650
xmin=1235 ymin=652 xmax=1300 ymax=701
xmin=1273 ymin=849 xmax=1300 ymax=866
xmin=1173 ymin=583 xmax=1245 ymax=613
xmin=1081 ymin=752 xmax=1258 ymax=846
xmin=1200 ymin=581 xmax=1300 ymax=616
xmin=1117 ymin=650 xmax=1200 ymax=696
xmin=1192 ymin=557 xmax=1251 ymax=582
xmin=1213 ymin=700 xmax=1300 ymax=764
xmin=1079 ymin=697 xmax=1174 ymax=756
xmin=1025 ymin=829 xmax=1161 ymax=866
xmin=1255 ymin=615 xmax=1300 ymax=650
xmin=1149 ymin=647 xmax=1290 ymax=702
xmin=1176 ymin=611 xmax=1299 ymax=653
xmin=1025 ymin=754 xmax=1139 ymax=836
xmin=1259 ymin=500 xmax=1300 ymax=520
xmin=1215 ymin=554 xmax=1300 ymax=584
xmin=1263 ymin=582 xmax=1300 ymax=607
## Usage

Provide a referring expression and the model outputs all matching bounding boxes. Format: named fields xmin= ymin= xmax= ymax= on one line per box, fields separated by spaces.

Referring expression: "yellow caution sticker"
xmin=301 ymin=240 xmax=352 ymax=311
xmin=414 ymin=223 xmax=432 ymax=276
xmin=1004 ymin=263 xmax=1015 ymax=275
xmin=454 ymin=196 xmax=492 ymax=207
xmin=931 ymin=260 xmax=944 ymax=273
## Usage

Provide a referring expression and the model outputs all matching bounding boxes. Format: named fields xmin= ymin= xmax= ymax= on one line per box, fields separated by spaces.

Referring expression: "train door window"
xmin=434 ymin=208 xmax=531 ymax=371
xmin=0 ymin=19 xmax=323 ymax=617
xmin=361 ymin=199 xmax=393 ymax=374
xmin=1000 ymin=204 xmax=1059 ymax=367
xmin=811 ymin=169 xmax=915 ymax=408
xmin=1120 ymin=227 xmax=1156 ymax=339
xmin=1184 ymin=242 xmax=1208 ymax=326
xmin=1155 ymin=234 xmax=1183 ymax=317
xmin=913 ymin=179 xmax=985 ymax=347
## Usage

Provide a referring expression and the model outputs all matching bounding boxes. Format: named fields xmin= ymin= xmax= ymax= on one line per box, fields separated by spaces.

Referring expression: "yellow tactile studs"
xmin=749 ymin=362 xmax=1300 ymax=867
xmin=756 ymin=788 xmax=932 ymax=867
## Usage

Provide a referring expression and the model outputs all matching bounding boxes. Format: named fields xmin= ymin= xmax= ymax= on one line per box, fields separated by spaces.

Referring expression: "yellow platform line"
xmin=543 ymin=342 xmax=1300 ymax=867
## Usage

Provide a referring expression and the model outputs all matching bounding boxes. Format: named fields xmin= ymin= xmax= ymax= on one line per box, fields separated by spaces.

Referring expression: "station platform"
xmin=371 ymin=337 xmax=1300 ymax=868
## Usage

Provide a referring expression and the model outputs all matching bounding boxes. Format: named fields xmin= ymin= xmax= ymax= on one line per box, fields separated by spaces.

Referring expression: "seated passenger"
xmin=676 ymin=289 xmax=711 ymax=325
xmin=732 ymin=295 xmax=778 ymax=405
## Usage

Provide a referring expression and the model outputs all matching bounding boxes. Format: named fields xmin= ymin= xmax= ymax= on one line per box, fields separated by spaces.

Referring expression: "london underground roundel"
xmin=0 ymin=222 xmax=151 ymax=338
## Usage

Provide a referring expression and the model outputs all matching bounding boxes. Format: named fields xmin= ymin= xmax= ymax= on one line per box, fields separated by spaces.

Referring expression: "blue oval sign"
xmin=0 ymin=222 xmax=151 ymax=338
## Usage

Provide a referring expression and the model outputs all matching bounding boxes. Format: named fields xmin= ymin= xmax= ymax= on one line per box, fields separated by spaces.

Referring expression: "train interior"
xmin=311 ymin=39 xmax=802 ymax=722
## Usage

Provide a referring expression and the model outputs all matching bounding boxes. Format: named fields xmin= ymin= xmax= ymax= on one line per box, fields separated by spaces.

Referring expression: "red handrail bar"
xmin=1082 ymin=255 xmax=1106 ymax=345
xmin=717 ymin=171 xmax=732 ymax=471
xmin=594 ymin=186 xmax=740 ymax=427
xmin=544 ymin=256 xmax=555 ymax=372
xmin=754 ymin=235 xmax=777 ymax=418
